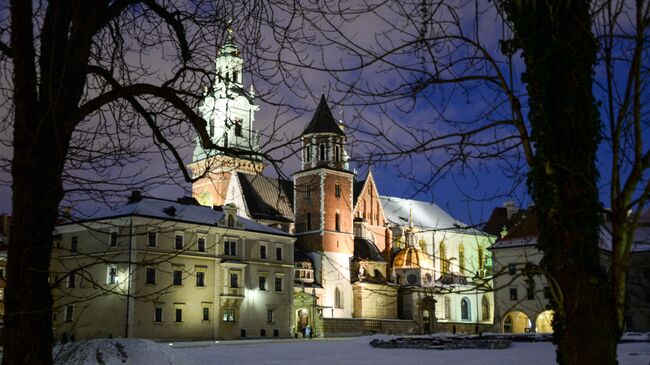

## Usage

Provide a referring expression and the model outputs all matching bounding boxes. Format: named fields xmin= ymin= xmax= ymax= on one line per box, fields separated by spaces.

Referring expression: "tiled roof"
xmin=301 ymin=95 xmax=345 ymax=136
xmin=59 ymin=196 xmax=290 ymax=236
xmin=237 ymin=173 xmax=294 ymax=222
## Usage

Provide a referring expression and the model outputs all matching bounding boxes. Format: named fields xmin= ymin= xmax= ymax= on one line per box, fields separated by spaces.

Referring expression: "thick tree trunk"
xmin=503 ymin=1 xmax=619 ymax=364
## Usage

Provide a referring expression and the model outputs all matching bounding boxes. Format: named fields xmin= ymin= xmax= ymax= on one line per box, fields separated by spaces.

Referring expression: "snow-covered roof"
xmin=380 ymin=196 xmax=481 ymax=234
xmin=59 ymin=196 xmax=290 ymax=236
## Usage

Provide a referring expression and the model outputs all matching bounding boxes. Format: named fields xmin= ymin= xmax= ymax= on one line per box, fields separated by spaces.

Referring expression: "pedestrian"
xmin=452 ymin=325 xmax=456 ymax=335
xmin=305 ymin=324 xmax=312 ymax=339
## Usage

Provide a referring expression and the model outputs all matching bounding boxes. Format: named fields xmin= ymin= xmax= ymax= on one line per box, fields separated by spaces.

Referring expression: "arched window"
xmin=334 ymin=287 xmax=343 ymax=309
xmin=335 ymin=212 xmax=341 ymax=231
xmin=306 ymin=212 xmax=312 ymax=231
xmin=481 ymin=295 xmax=490 ymax=321
xmin=232 ymin=70 xmax=238 ymax=83
xmin=458 ymin=244 xmax=465 ymax=273
xmin=227 ymin=214 xmax=235 ymax=228
xmin=440 ymin=241 xmax=448 ymax=274
xmin=319 ymin=144 xmax=326 ymax=161
xmin=335 ymin=145 xmax=340 ymax=162
xmin=335 ymin=182 xmax=341 ymax=198
xmin=461 ymin=297 xmax=470 ymax=320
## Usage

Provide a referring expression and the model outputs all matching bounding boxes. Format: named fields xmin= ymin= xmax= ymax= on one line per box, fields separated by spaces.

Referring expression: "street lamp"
xmin=311 ymin=286 xmax=317 ymax=338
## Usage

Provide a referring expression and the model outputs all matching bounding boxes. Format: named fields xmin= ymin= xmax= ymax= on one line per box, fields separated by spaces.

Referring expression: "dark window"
xmin=275 ymin=247 xmax=283 ymax=261
xmin=305 ymin=184 xmax=311 ymax=199
xmin=508 ymin=263 xmax=517 ymax=275
xmin=240 ymin=328 xmax=246 ymax=337
xmin=196 ymin=271 xmax=205 ymax=287
xmin=175 ymin=308 xmax=183 ymax=323
xmin=67 ymin=271 xmax=76 ymax=288
xmin=527 ymin=283 xmax=535 ymax=300
xmin=65 ymin=306 xmax=74 ymax=322
xmin=173 ymin=270 xmax=183 ymax=286
xmin=259 ymin=276 xmax=267 ymax=291
xmin=175 ymin=234 xmax=183 ymax=250
xmin=306 ymin=212 xmax=312 ymax=230
xmin=461 ymin=298 xmax=470 ymax=320
xmin=234 ymin=118 xmax=243 ymax=137
xmin=319 ymin=144 xmax=326 ymax=160
xmin=273 ymin=329 xmax=279 ymax=337
xmin=203 ymin=307 xmax=210 ymax=321
xmin=335 ymin=183 xmax=341 ymax=198
xmin=267 ymin=309 xmax=274 ymax=323
xmin=146 ymin=268 xmax=156 ymax=284
xmin=197 ymin=237 xmax=206 ymax=252
xmin=510 ymin=288 xmax=517 ymax=301
xmin=230 ymin=272 xmax=239 ymax=288
xmin=232 ymin=71 xmax=239 ymax=84
xmin=227 ymin=215 xmax=235 ymax=228
xmin=225 ymin=240 xmax=237 ymax=256
xmin=154 ymin=307 xmax=163 ymax=322
xmin=260 ymin=329 xmax=266 ymax=337
xmin=147 ymin=231 xmax=156 ymax=247
xmin=335 ymin=212 xmax=341 ymax=231
xmin=335 ymin=145 xmax=340 ymax=162
xmin=275 ymin=277 xmax=283 ymax=292
xmin=71 ymin=236 xmax=78 ymax=253
xmin=260 ymin=245 xmax=267 ymax=259
xmin=544 ymin=286 xmax=551 ymax=299
xmin=110 ymin=232 xmax=118 ymax=247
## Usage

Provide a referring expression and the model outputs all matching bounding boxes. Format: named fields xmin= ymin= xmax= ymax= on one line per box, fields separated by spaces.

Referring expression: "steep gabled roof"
xmin=301 ymin=95 xmax=345 ymax=136
xmin=353 ymin=179 xmax=366 ymax=207
xmin=237 ymin=173 xmax=294 ymax=222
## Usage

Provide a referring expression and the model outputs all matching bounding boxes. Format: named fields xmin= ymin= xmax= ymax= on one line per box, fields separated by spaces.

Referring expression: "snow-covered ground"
xmin=176 ymin=335 xmax=650 ymax=365
xmin=2 ymin=335 xmax=648 ymax=364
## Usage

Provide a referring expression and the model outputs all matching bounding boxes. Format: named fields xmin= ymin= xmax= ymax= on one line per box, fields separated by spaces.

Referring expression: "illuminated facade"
xmin=52 ymin=195 xmax=294 ymax=341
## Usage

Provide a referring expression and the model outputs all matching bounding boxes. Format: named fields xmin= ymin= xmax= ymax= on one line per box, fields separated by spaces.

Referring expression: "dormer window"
xmin=234 ymin=118 xmax=243 ymax=137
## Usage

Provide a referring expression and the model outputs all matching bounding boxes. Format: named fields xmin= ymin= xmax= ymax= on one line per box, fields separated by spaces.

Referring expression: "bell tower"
xmin=189 ymin=29 xmax=265 ymax=207
xmin=294 ymin=95 xmax=356 ymax=317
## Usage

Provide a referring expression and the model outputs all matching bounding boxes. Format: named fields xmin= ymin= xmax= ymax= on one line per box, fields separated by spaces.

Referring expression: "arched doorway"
xmin=503 ymin=311 xmax=531 ymax=333
xmin=296 ymin=308 xmax=309 ymax=334
xmin=536 ymin=310 xmax=554 ymax=333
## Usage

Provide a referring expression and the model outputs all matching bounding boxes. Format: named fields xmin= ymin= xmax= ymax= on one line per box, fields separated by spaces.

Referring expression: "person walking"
xmin=305 ymin=324 xmax=312 ymax=339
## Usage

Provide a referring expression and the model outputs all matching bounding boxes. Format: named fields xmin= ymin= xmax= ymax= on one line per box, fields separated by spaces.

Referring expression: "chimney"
xmin=503 ymin=201 xmax=518 ymax=219
xmin=128 ymin=190 xmax=142 ymax=203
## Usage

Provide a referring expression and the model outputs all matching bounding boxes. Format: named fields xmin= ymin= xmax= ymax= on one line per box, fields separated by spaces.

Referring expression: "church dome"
xmin=392 ymin=247 xmax=434 ymax=270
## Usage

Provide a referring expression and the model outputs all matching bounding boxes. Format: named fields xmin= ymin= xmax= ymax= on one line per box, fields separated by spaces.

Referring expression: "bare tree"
xmin=244 ymin=1 xmax=649 ymax=364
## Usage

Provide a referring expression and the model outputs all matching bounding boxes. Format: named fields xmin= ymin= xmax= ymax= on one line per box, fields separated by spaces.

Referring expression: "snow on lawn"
xmin=177 ymin=336 xmax=650 ymax=365
xmin=53 ymin=338 xmax=200 ymax=365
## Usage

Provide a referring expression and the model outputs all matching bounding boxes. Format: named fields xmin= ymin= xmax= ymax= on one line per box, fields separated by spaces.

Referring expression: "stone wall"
xmin=320 ymin=318 xmax=417 ymax=337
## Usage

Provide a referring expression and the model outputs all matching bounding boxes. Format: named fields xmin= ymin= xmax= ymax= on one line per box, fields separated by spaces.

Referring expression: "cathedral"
xmin=189 ymin=33 xmax=495 ymax=336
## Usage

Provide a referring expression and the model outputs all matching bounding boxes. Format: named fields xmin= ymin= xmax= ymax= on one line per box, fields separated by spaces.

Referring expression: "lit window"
xmin=107 ymin=266 xmax=118 ymax=284
xmin=223 ymin=308 xmax=236 ymax=322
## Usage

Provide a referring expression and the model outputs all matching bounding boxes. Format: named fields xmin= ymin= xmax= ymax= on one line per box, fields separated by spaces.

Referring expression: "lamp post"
xmin=311 ymin=286 xmax=317 ymax=338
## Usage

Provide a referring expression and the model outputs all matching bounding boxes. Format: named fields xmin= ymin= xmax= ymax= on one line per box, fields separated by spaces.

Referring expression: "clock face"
xmin=407 ymin=274 xmax=418 ymax=285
